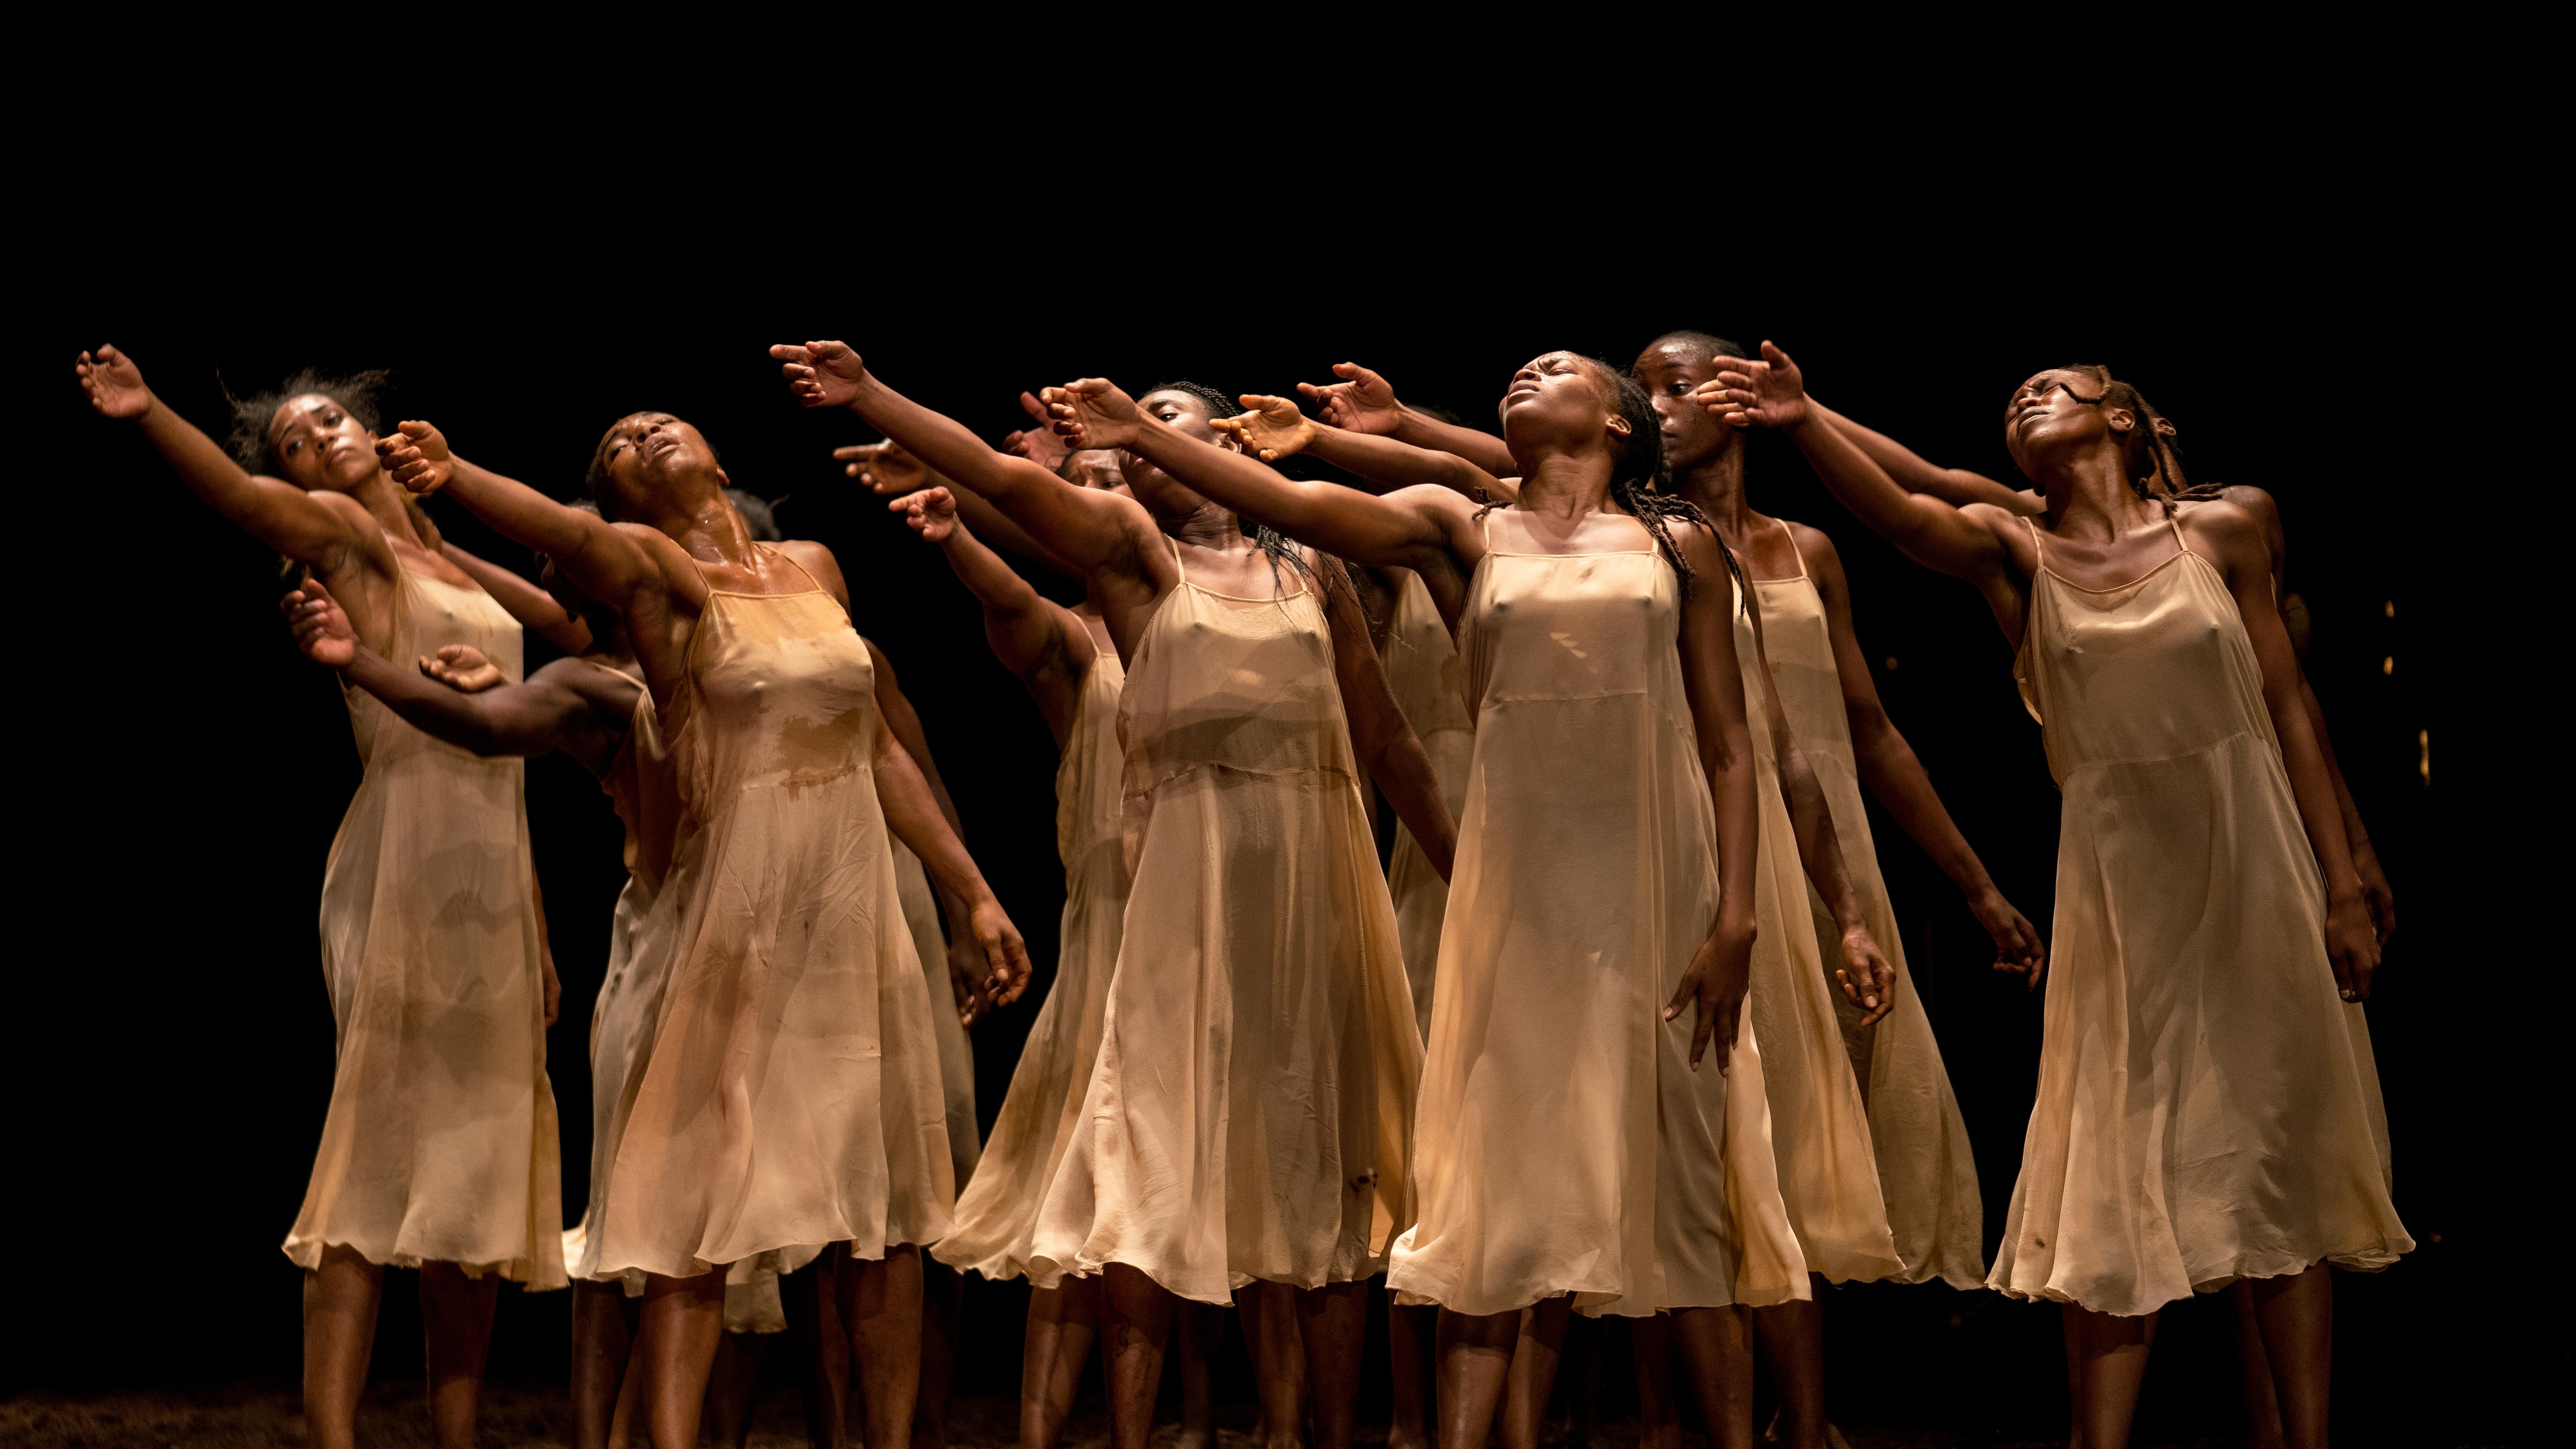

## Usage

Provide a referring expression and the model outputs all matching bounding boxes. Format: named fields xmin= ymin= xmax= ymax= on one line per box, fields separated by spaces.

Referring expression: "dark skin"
xmin=1705 ymin=343 xmax=2372 ymax=1449
xmin=774 ymin=340 xmax=1453 ymax=1449
xmin=380 ymin=408 xmax=1029 ymax=1449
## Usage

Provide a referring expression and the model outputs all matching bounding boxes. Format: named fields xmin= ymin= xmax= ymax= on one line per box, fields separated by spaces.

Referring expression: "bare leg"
xmin=2062 ymin=1306 xmax=2088 ymax=1449
xmin=845 ymin=1244 xmax=928 ymax=1449
xmin=2228 ymin=1281 xmax=2287 ymax=1449
xmin=608 ymin=1341 xmax=643 ymax=1449
xmin=706 ymin=1330 xmax=770 ymax=1448
xmin=1434 ymin=1309 xmax=1518 ymax=1449
xmin=1752 ymin=1294 xmax=1826 ymax=1449
xmin=1499 ymin=1297 xmax=1571 ymax=1449
xmin=418 ymin=1262 xmax=500 ymax=1449
xmin=1387 ymin=1295 xmax=1438 ymax=1449
xmin=571 ymin=1282 xmax=638 ymax=1449
xmin=916 ymin=1259 xmax=964 ymax=1449
xmin=1023 ymin=1277 xmax=1101 ymax=1449
xmin=639 ymin=1268 xmax=727 ymax=1449
xmin=1670 ymin=1306 xmax=1757 ymax=1449
xmin=1633 ymin=1316 xmax=1682 ymax=1449
xmin=1177 ymin=1299 xmax=1224 ymax=1449
xmin=783 ymin=1248 xmax=852 ymax=1449
xmin=2247 ymin=1268 xmax=2332 ymax=1449
xmin=2064 ymin=1305 xmax=2159 ymax=1449
xmin=1242 ymin=1278 xmax=1307 ymax=1449
xmin=1297 ymin=1282 xmax=1370 ymax=1449
xmin=301 ymin=1245 xmax=384 ymax=1449
xmin=1104 ymin=1265 xmax=1178 ymax=1449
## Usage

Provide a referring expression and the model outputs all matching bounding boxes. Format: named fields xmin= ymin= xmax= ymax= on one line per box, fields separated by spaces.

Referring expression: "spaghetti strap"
xmin=1166 ymin=532 xmax=1187 ymax=583
xmin=2020 ymin=515 xmax=2046 ymax=572
xmin=760 ymin=542 xmax=829 ymax=594
xmin=2166 ymin=514 xmax=2193 ymax=557
xmin=1776 ymin=518 xmax=1809 ymax=581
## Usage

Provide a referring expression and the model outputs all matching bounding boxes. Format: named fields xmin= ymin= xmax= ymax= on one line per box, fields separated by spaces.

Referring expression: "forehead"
xmin=2018 ymin=369 xmax=2086 ymax=393
xmin=270 ymin=393 xmax=348 ymax=432
xmin=1634 ymin=342 xmax=1719 ymax=378
xmin=1138 ymin=388 xmax=1209 ymax=416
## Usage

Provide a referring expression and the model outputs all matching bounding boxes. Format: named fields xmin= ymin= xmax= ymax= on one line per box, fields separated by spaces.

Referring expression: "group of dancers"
xmin=74 ymin=325 xmax=2408 ymax=1449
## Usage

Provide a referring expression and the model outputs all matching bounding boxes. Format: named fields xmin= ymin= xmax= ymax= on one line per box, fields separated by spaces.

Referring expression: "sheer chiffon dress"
xmin=1380 ymin=570 xmax=1476 ymax=1039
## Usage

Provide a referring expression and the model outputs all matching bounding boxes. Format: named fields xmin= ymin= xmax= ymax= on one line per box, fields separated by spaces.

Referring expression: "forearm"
xmin=846 ymin=374 xmax=1042 ymax=507
xmin=2301 ymin=675 xmax=2372 ymax=851
xmin=444 ymin=542 xmax=591 ymax=653
xmin=1778 ymin=739 xmax=1870 ymax=933
xmin=1814 ymin=401 xmax=2035 ymax=513
xmin=338 ymin=647 xmax=510 ymax=755
xmin=442 ymin=458 xmax=600 ymax=559
xmin=1390 ymin=409 xmax=1518 ymax=478
xmin=874 ymin=739 xmax=992 ymax=905
xmin=134 ymin=395 xmax=351 ymax=562
xmin=1781 ymin=412 xmax=1983 ymax=571
xmin=2269 ymin=681 xmax=2365 ymax=901
xmin=945 ymin=484 xmax=1077 ymax=577
xmin=1366 ymin=728 xmax=1455 ymax=881
xmin=1129 ymin=421 xmax=1426 ymax=565
xmin=1307 ymin=426 xmax=1502 ymax=501
xmin=1851 ymin=717 xmax=1998 ymax=899
xmin=1702 ymin=737 xmax=1762 ymax=937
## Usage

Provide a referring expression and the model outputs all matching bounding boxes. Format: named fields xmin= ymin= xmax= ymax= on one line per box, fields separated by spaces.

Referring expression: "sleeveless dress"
xmin=1990 ymin=518 xmax=2410 ymax=1316
xmin=1730 ymin=576 xmax=1904 ymax=1285
xmin=1753 ymin=523 xmax=1986 ymax=1288
xmin=1379 ymin=571 xmax=1476 ymax=1039
xmin=590 ymin=548 xmax=954 ymax=1281
xmin=893 ymin=834 xmax=981 ymax=1191
xmin=285 ymin=567 xmax=565 ymax=1288
xmin=1027 ymin=542 xmax=1421 ymax=1303
xmin=936 ymin=652 xmax=1129 ymax=1281
xmin=1389 ymin=512 xmax=1806 ymax=1318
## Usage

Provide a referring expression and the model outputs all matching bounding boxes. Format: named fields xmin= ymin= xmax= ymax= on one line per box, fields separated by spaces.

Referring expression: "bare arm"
xmin=1226 ymin=395 xmax=1507 ymax=504
xmin=1668 ymin=528 xmax=1764 ymax=1071
xmin=871 ymin=726 xmax=1031 ymax=1010
xmin=442 ymin=541 xmax=594 ymax=653
xmin=894 ymin=487 xmax=1094 ymax=745
xmin=838 ymin=440 xmax=1081 ymax=578
xmin=1298 ymin=361 xmax=1520 ymax=478
xmin=283 ymin=580 xmax=599 ymax=758
xmin=1812 ymin=400 xmax=2040 ymax=514
xmin=1318 ymin=556 xmax=1455 ymax=882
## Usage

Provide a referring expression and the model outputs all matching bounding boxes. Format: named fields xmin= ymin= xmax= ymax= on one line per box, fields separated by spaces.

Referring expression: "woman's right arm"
xmin=1226 ymin=396 xmax=1508 ymax=503
xmin=1298 ymin=361 xmax=1521 ymax=479
xmin=284 ymin=580 xmax=595 ymax=757
xmin=892 ymin=487 xmax=1092 ymax=745
xmin=836 ymin=439 xmax=1080 ymax=577
xmin=1810 ymin=400 xmax=2041 ymax=514
xmin=77 ymin=346 xmax=376 ymax=570
xmin=376 ymin=423 xmax=662 ymax=619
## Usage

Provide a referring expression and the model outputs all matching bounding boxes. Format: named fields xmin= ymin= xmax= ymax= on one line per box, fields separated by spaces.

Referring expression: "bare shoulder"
xmin=1667 ymin=512 xmax=1736 ymax=576
xmin=777 ymin=537 xmax=847 ymax=591
xmin=2176 ymin=498 xmax=2271 ymax=575
xmin=1783 ymin=518 xmax=1842 ymax=569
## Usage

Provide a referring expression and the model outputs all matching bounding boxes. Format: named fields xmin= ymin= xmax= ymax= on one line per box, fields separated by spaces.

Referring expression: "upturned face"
xmin=1118 ymin=389 xmax=1225 ymax=520
xmin=1632 ymin=342 xmax=1737 ymax=474
xmin=2002 ymin=370 xmax=2134 ymax=477
xmin=266 ymin=394 xmax=379 ymax=494
xmin=592 ymin=412 xmax=726 ymax=518
xmin=1497 ymin=351 xmax=1625 ymax=457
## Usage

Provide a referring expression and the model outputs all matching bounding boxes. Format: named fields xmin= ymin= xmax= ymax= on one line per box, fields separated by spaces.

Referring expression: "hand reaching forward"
xmin=1002 ymin=391 xmax=1072 ymax=473
xmin=773 ymin=341 xmax=867 ymax=409
xmin=1834 ymin=925 xmax=1899 ymax=1028
xmin=377 ymin=421 xmax=454 ymax=494
xmin=422 ymin=645 xmax=506 ymax=693
xmin=1666 ymin=916 xmax=1757 ymax=1071
xmin=1041 ymin=379 xmax=1145 ymax=450
xmin=1693 ymin=340 xmax=1812 ymax=430
xmin=1209 ymin=394 xmax=1318 ymax=462
xmin=1296 ymin=361 xmax=1403 ymax=434
xmin=834 ymin=440 xmax=937 ymax=497
xmin=76 ymin=346 xmax=153 ymax=419
xmin=889 ymin=486 xmax=959 ymax=543
xmin=282 ymin=579 xmax=357 ymax=668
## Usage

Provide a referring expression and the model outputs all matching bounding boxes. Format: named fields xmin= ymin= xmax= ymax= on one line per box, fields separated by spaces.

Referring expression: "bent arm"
xmin=335 ymin=647 xmax=591 ymax=757
xmin=437 ymin=457 xmax=660 ymax=619
xmin=441 ymin=542 xmax=592 ymax=653
xmin=130 ymin=395 xmax=374 ymax=569
xmin=935 ymin=518 xmax=1091 ymax=744
xmin=1322 ymin=558 xmax=1455 ymax=881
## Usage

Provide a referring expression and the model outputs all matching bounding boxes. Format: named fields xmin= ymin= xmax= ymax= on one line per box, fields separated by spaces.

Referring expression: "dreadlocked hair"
xmin=2054 ymin=365 xmax=2188 ymax=509
xmin=224 ymin=368 xmax=391 ymax=473
xmin=1585 ymin=357 xmax=1740 ymax=601
xmin=1146 ymin=378 xmax=1327 ymax=595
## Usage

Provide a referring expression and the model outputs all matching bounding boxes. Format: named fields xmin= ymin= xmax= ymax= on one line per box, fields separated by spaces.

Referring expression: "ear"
xmin=1604 ymin=412 xmax=1632 ymax=440
xmin=714 ymin=465 xmax=734 ymax=491
xmin=2104 ymin=406 xmax=2137 ymax=436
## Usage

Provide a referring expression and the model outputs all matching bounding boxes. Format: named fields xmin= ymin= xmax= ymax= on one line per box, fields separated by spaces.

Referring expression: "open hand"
xmin=378 ymin=421 xmax=453 ymax=494
xmin=889 ymin=486 xmax=959 ymax=543
xmin=1041 ymin=379 xmax=1144 ymax=450
xmin=1834 ymin=925 xmax=1899 ymax=1027
xmin=1971 ymin=889 xmax=2048 ymax=990
xmin=422 ymin=644 xmax=506 ymax=693
xmin=1002 ymin=391 xmax=1072 ymax=473
xmin=834 ymin=439 xmax=936 ymax=496
xmin=1696 ymin=341 xmax=1812 ymax=430
xmin=1666 ymin=915 xmax=1756 ymax=1070
xmin=968 ymin=897 xmax=1032 ymax=1010
xmin=1296 ymin=361 xmax=1403 ymax=434
xmin=76 ymin=346 xmax=153 ymax=419
xmin=2325 ymin=899 xmax=2381 ymax=1003
xmin=773 ymin=341 xmax=867 ymax=409
xmin=1210 ymin=394 xmax=1318 ymax=462
xmin=282 ymin=579 xmax=357 ymax=668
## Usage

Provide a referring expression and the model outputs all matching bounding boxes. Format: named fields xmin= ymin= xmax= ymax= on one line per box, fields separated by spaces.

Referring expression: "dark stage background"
xmin=16 ymin=222 xmax=2518 ymax=1442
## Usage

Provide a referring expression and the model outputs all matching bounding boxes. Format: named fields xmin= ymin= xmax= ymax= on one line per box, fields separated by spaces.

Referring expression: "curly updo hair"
xmin=225 ymin=369 xmax=391 ymax=474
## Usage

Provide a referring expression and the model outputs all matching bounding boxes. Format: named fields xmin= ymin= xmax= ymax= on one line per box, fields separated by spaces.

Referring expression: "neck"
xmin=1668 ymin=443 xmax=1752 ymax=537
xmin=349 ymin=470 xmax=426 ymax=546
xmin=652 ymin=488 xmax=755 ymax=565
xmin=2038 ymin=444 xmax=2155 ymax=541
xmin=1165 ymin=502 xmax=1252 ymax=553
xmin=1513 ymin=446 xmax=1616 ymax=519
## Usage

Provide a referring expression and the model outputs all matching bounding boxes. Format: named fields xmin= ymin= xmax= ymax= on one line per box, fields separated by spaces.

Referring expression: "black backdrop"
xmin=14 ymin=215 xmax=2517 ymax=1442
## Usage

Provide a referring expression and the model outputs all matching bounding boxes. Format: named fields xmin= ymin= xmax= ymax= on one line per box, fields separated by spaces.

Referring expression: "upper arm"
xmin=1317 ymin=555 xmax=1409 ymax=753
xmin=1672 ymin=528 xmax=1754 ymax=762
xmin=1799 ymin=530 xmax=1894 ymax=728
xmin=779 ymin=539 xmax=852 ymax=612
xmin=2191 ymin=504 xmax=2300 ymax=697
xmin=2217 ymin=485 xmax=2287 ymax=588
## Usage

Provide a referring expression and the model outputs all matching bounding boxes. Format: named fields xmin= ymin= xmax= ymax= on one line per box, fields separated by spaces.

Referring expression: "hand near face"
xmin=1834 ymin=926 xmax=1899 ymax=1028
xmin=1296 ymin=361 xmax=1402 ymax=434
xmin=1696 ymin=341 xmax=1812 ymax=430
xmin=378 ymin=421 xmax=453 ymax=494
xmin=834 ymin=440 xmax=935 ymax=497
xmin=76 ymin=346 xmax=153 ymax=419
xmin=282 ymin=579 xmax=357 ymax=669
xmin=889 ymin=486 xmax=959 ymax=543
xmin=421 ymin=644 xmax=506 ymax=693
xmin=1209 ymin=395 xmax=1318 ymax=462
xmin=1042 ymin=379 xmax=1144 ymax=451
xmin=773 ymin=341 xmax=867 ymax=409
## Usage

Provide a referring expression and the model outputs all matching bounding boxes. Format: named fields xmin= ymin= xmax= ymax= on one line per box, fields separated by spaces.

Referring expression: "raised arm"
xmin=1668 ymin=527 xmax=1764 ymax=1072
xmin=440 ymin=541 xmax=594 ymax=653
xmin=894 ymin=487 xmax=1095 ymax=745
xmin=1299 ymin=361 xmax=1520 ymax=479
xmin=1223 ymin=395 xmax=1507 ymax=504
xmin=284 ymin=579 xmax=599 ymax=759
xmin=77 ymin=346 xmax=380 ymax=572
xmin=1811 ymin=400 xmax=2041 ymax=514
xmin=836 ymin=439 xmax=1080 ymax=578
xmin=775 ymin=342 xmax=1144 ymax=577
xmin=1317 ymin=555 xmax=1455 ymax=882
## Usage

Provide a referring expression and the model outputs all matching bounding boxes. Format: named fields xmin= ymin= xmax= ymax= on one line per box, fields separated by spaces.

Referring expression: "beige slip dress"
xmin=590 ymin=547 xmax=953 ymax=1282
xmin=1028 ymin=540 xmax=1420 ymax=1304
xmin=936 ymin=651 xmax=1128 ymax=1281
xmin=893 ymin=828 xmax=980 ymax=1191
xmin=286 ymin=567 xmax=565 ymax=1288
xmin=1990 ymin=516 xmax=2410 ymax=1316
xmin=1379 ymin=570 xmax=1476 ymax=1040
xmin=1388 ymin=511 xmax=1806 ymax=1318
xmin=1754 ymin=521 xmax=1986 ymax=1288
xmin=1731 ymin=572 xmax=1905 ymax=1285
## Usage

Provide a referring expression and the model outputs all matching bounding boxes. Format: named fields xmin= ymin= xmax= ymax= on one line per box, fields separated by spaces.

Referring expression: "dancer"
xmin=774 ymin=342 xmax=1449 ymax=1449
xmin=376 ymin=407 xmax=1030 ymax=1449
xmin=1087 ymin=351 xmax=1894 ymax=1449
xmin=1707 ymin=344 xmax=2410 ymax=1449
xmin=77 ymin=347 xmax=565 ymax=1449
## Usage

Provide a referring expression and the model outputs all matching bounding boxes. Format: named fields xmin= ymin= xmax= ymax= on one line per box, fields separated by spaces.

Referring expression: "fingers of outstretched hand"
xmin=768 ymin=344 xmax=813 ymax=363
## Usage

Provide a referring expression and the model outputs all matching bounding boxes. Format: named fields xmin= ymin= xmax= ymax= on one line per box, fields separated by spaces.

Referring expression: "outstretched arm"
xmin=1318 ymin=556 xmax=1455 ymax=882
xmin=893 ymin=487 xmax=1094 ymax=745
xmin=837 ymin=439 xmax=1080 ymax=579
xmin=1811 ymin=401 xmax=2041 ymax=514
xmin=1299 ymin=361 xmax=1520 ymax=479
xmin=1222 ymin=395 xmax=1507 ymax=504
xmin=284 ymin=580 xmax=595 ymax=757
xmin=77 ymin=346 xmax=379 ymax=573
xmin=440 ymin=541 xmax=594 ymax=654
